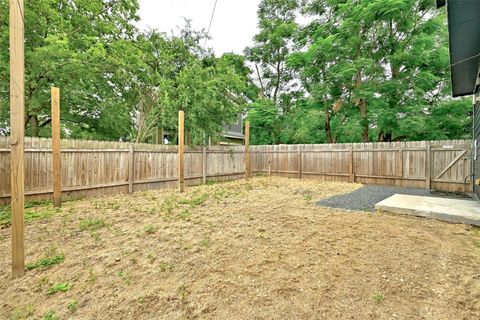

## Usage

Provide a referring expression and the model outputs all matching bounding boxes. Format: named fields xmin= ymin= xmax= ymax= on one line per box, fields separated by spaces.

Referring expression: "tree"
xmin=289 ymin=0 xmax=455 ymax=143
xmin=245 ymin=0 xmax=300 ymax=111
xmin=0 ymin=0 xmax=140 ymax=140
xmin=248 ymin=99 xmax=278 ymax=144
xmin=128 ymin=24 xmax=251 ymax=144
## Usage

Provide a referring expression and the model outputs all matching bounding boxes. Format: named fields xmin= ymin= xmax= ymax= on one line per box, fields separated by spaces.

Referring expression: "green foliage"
xmin=248 ymin=99 xmax=278 ymax=144
xmin=245 ymin=0 xmax=299 ymax=105
xmin=247 ymin=0 xmax=469 ymax=144
xmin=371 ymin=293 xmax=385 ymax=303
xmin=143 ymin=224 xmax=157 ymax=235
xmin=0 ymin=0 xmax=470 ymax=144
xmin=26 ymin=249 xmax=65 ymax=271
xmin=178 ymin=209 xmax=192 ymax=220
xmin=179 ymin=193 xmax=209 ymax=207
xmin=41 ymin=310 xmax=59 ymax=320
xmin=159 ymin=262 xmax=175 ymax=272
xmin=160 ymin=194 xmax=178 ymax=216
xmin=10 ymin=305 xmax=35 ymax=320
xmin=47 ymin=282 xmax=72 ymax=295
xmin=0 ymin=3 xmax=250 ymax=143
xmin=0 ymin=206 xmax=56 ymax=227
xmin=79 ymin=218 xmax=107 ymax=232
xmin=67 ymin=300 xmax=79 ymax=313
xmin=131 ymin=25 xmax=250 ymax=144
xmin=199 ymin=238 xmax=210 ymax=247
xmin=0 ymin=0 xmax=139 ymax=140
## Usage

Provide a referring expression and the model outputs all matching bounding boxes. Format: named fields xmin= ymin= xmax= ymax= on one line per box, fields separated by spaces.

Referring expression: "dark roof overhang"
xmin=437 ymin=0 xmax=480 ymax=97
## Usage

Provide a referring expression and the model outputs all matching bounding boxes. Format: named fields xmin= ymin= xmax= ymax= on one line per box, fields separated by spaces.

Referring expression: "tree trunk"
xmin=324 ymin=97 xmax=333 ymax=143
xmin=378 ymin=131 xmax=385 ymax=142
xmin=31 ymin=115 xmax=40 ymax=137
xmin=359 ymin=99 xmax=368 ymax=142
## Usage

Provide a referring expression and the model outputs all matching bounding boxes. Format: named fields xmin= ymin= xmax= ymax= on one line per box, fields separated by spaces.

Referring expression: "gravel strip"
xmin=317 ymin=185 xmax=471 ymax=212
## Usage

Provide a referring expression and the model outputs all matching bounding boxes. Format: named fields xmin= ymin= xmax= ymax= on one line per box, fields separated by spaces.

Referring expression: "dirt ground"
xmin=0 ymin=177 xmax=479 ymax=320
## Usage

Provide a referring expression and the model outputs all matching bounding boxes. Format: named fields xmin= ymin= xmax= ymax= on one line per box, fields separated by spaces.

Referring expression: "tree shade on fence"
xmin=0 ymin=137 xmax=472 ymax=205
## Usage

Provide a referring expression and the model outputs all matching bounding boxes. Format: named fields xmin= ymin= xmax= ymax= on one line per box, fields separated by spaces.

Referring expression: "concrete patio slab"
xmin=375 ymin=194 xmax=480 ymax=226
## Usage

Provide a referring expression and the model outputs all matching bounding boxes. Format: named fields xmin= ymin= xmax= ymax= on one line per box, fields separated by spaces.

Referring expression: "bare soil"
xmin=0 ymin=177 xmax=479 ymax=320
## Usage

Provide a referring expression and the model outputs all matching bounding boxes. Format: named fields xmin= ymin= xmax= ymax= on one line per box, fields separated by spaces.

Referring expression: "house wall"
xmin=473 ymin=71 xmax=480 ymax=198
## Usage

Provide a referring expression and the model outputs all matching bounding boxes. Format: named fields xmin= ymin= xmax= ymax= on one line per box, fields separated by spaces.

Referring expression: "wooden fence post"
xmin=425 ymin=142 xmax=431 ymax=190
xmin=128 ymin=144 xmax=134 ymax=193
xmin=178 ymin=110 xmax=185 ymax=192
xmin=10 ymin=0 xmax=25 ymax=278
xmin=202 ymin=146 xmax=207 ymax=184
xmin=51 ymin=87 xmax=61 ymax=207
xmin=349 ymin=148 xmax=354 ymax=183
xmin=244 ymin=120 xmax=250 ymax=179
xmin=298 ymin=147 xmax=302 ymax=179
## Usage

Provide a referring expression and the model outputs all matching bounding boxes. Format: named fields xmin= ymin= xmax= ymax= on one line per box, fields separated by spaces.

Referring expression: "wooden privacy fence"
xmin=250 ymin=140 xmax=472 ymax=192
xmin=0 ymin=137 xmax=246 ymax=205
xmin=0 ymin=138 xmax=472 ymax=205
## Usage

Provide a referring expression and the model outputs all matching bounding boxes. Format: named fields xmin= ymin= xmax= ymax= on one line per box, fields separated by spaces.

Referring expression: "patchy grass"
xmin=143 ymin=224 xmax=157 ymax=235
xmin=1 ymin=177 xmax=479 ymax=320
xmin=178 ymin=209 xmax=191 ymax=220
xmin=199 ymin=238 xmax=210 ymax=247
xmin=47 ymin=282 xmax=72 ymax=295
xmin=67 ymin=300 xmax=79 ymax=313
xmin=10 ymin=305 xmax=35 ymax=320
xmin=179 ymin=193 xmax=209 ymax=207
xmin=146 ymin=252 xmax=156 ymax=264
xmin=160 ymin=194 xmax=178 ymax=216
xmin=159 ymin=262 xmax=175 ymax=272
xmin=0 ymin=206 xmax=58 ymax=228
xmin=371 ymin=293 xmax=385 ymax=303
xmin=26 ymin=248 xmax=65 ymax=271
xmin=79 ymin=218 xmax=107 ymax=232
xmin=41 ymin=310 xmax=59 ymax=320
xmin=116 ymin=270 xmax=133 ymax=285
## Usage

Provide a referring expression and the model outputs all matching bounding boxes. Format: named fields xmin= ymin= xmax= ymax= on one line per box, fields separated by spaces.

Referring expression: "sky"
xmin=137 ymin=0 xmax=261 ymax=55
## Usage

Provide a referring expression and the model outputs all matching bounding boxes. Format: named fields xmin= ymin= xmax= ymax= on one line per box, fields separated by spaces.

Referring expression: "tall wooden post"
xmin=10 ymin=0 xmax=25 ymax=278
xmin=244 ymin=120 xmax=250 ymax=178
xmin=51 ymin=87 xmax=61 ymax=207
xmin=178 ymin=111 xmax=185 ymax=192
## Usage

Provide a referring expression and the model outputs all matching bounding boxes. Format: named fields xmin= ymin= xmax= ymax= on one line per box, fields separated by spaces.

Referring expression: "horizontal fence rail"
xmin=0 ymin=137 xmax=472 ymax=205
xmin=250 ymin=140 xmax=472 ymax=193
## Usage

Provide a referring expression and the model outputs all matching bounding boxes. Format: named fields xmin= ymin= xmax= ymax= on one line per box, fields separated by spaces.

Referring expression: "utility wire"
xmin=203 ymin=0 xmax=219 ymax=49
xmin=450 ymin=52 xmax=480 ymax=68
xmin=0 ymin=189 xmax=25 ymax=219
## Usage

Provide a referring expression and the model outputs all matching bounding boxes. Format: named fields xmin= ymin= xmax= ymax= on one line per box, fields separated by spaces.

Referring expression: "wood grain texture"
xmin=51 ymin=87 xmax=61 ymax=207
xmin=244 ymin=121 xmax=250 ymax=178
xmin=9 ymin=0 xmax=25 ymax=278
xmin=178 ymin=111 xmax=185 ymax=192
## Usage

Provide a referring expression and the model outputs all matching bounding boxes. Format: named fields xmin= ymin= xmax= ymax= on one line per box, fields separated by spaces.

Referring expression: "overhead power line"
xmin=204 ymin=0 xmax=219 ymax=49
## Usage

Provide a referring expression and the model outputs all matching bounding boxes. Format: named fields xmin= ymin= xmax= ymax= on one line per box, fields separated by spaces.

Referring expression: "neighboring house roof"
xmin=437 ymin=0 xmax=480 ymax=97
xmin=223 ymin=113 xmax=244 ymax=140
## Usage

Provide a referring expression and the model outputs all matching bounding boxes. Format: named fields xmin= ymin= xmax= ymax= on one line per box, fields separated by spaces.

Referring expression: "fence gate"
xmin=429 ymin=144 xmax=471 ymax=191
